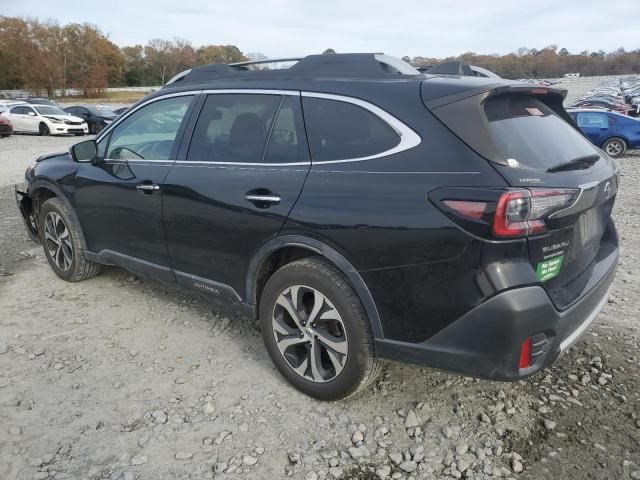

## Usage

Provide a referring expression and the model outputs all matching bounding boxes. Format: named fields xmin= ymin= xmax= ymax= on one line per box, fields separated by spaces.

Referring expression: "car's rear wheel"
xmin=39 ymin=123 xmax=50 ymax=136
xmin=39 ymin=198 xmax=102 ymax=282
xmin=603 ymin=137 xmax=626 ymax=157
xmin=259 ymin=258 xmax=381 ymax=400
xmin=90 ymin=123 xmax=100 ymax=134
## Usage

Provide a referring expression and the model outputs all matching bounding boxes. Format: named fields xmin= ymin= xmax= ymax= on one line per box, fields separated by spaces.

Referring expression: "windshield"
xmin=34 ymin=105 xmax=67 ymax=116
xmin=485 ymin=96 xmax=598 ymax=171
xmin=87 ymin=106 xmax=115 ymax=116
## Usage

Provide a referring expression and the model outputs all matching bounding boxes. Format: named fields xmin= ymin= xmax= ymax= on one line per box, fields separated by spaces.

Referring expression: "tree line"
xmin=1 ymin=16 xmax=639 ymax=97
xmin=0 ymin=17 xmax=246 ymax=96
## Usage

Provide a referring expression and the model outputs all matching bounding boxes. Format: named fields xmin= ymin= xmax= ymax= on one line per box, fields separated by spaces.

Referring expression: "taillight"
xmin=492 ymin=188 xmax=578 ymax=237
xmin=442 ymin=200 xmax=487 ymax=219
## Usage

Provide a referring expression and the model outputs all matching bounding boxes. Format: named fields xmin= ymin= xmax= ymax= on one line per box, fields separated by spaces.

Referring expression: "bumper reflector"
xmin=518 ymin=338 xmax=532 ymax=369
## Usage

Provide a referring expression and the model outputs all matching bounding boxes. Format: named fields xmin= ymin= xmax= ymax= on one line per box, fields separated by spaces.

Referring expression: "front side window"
xmin=188 ymin=94 xmax=281 ymax=163
xmin=105 ymin=95 xmax=192 ymax=161
xmin=302 ymin=97 xmax=400 ymax=162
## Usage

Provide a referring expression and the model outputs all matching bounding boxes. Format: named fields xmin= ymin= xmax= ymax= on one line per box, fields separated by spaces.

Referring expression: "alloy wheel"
xmin=272 ymin=285 xmax=348 ymax=383
xmin=44 ymin=212 xmax=73 ymax=271
xmin=605 ymin=140 xmax=623 ymax=156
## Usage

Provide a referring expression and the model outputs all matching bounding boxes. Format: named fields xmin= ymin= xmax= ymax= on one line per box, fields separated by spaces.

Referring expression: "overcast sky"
xmin=2 ymin=0 xmax=638 ymax=58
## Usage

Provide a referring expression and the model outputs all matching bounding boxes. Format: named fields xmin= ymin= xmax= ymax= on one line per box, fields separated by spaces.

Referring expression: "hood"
xmin=44 ymin=114 xmax=85 ymax=123
xmin=35 ymin=151 xmax=69 ymax=163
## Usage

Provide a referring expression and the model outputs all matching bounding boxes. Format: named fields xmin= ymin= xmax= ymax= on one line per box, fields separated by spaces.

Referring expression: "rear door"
xmin=426 ymin=88 xmax=618 ymax=309
xmin=575 ymin=111 xmax=610 ymax=146
xmin=162 ymin=91 xmax=310 ymax=301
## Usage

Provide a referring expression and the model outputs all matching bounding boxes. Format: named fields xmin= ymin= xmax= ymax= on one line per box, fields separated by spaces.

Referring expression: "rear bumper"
xmin=375 ymin=245 xmax=617 ymax=380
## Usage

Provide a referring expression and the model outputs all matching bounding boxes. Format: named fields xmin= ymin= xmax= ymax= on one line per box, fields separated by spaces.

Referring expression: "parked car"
xmin=1 ymin=104 xmax=88 ymax=136
xmin=568 ymin=108 xmax=640 ymax=157
xmin=63 ymin=105 xmax=117 ymax=134
xmin=0 ymin=116 xmax=13 ymax=137
xmin=16 ymin=54 xmax=619 ymax=400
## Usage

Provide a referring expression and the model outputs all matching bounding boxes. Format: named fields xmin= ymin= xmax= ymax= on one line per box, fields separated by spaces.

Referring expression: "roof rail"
xmin=162 ymin=53 xmax=421 ymax=88
xmin=228 ymin=57 xmax=303 ymax=67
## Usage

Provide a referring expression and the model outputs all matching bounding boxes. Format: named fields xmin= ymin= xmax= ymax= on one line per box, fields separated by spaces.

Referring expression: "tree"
xmin=559 ymin=48 xmax=569 ymax=56
xmin=322 ymin=48 xmax=336 ymax=54
xmin=196 ymin=45 xmax=246 ymax=65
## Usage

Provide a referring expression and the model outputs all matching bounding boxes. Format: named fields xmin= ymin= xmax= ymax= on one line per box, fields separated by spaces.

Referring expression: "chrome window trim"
xmin=300 ymin=91 xmax=421 ymax=164
xmin=96 ymin=88 xmax=421 ymax=166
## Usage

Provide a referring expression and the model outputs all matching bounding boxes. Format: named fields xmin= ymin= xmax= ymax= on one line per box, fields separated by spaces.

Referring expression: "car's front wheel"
xmin=39 ymin=197 xmax=102 ymax=282
xmin=259 ymin=258 xmax=382 ymax=400
xmin=39 ymin=123 xmax=50 ymax=136
xmin=603 ymin=137 xmax=627 ymax=157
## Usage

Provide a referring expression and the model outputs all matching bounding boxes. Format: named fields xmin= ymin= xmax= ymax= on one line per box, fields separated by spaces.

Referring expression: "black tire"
xmin=39 ymin=123 xmax=50 ymax=136
xmin=89 ymin=123 xmax=100 ymax=134
xmin=602 ymin=137 xmax=627 ymax=157
xmin=39 ymin=197 xmax=102 ymax=282
xmin=259 ymin=257 xmax=382 ymax=400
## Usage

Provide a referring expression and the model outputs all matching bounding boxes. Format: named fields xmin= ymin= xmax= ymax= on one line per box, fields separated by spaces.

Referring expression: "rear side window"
xmin=485 ymin=96 xmax=597 ymax=171
xmin=263 ymin=96 xmax=310 ymax=164
xmin=576 ymin=112 xmax=610 ymax=128
xmin=302 ymin=97 xmax=400 ymax=162
xmin=188 ymin=94 xmax=281 ymax=163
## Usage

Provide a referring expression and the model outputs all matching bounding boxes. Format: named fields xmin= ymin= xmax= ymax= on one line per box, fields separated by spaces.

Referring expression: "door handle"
xmin=245 ymin=191 xmax=281 ymax=207
xmin=136 ymin=183 xmax=160 ymax=195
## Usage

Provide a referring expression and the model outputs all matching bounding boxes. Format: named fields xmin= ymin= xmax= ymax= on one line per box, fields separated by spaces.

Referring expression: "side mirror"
xmin=27 ymin=111 xmax=36 ymax=116
xmin=70 ymin=139 xmax=97 ymax=163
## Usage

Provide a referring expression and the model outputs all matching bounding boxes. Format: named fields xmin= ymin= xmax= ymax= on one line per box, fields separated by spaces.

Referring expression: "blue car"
xmin=568 ymin=109 xmax=640 ymax=157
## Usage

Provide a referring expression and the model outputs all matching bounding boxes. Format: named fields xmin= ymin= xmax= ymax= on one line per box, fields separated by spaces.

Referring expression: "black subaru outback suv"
xmin=16 ymin=54 xmax=619 ymax=400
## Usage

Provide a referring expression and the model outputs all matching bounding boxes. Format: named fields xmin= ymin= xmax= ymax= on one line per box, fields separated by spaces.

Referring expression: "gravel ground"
xmin=1 ymin=132 xmax=639 ymax=478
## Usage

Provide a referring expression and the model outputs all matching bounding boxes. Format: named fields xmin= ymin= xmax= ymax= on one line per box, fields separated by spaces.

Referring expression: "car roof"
xmin=155 ymin=53 xmax=538 ymax=107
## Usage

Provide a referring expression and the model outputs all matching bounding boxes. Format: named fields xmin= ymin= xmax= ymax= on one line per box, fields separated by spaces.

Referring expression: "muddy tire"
xmin=259 ymin=257 xmax=382 ymax=400
xmin=39 ymin=197 xmax=102 ymax=282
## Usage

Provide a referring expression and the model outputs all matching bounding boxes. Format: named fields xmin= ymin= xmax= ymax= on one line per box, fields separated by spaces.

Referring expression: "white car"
xmin=1 ymin=104 xmax=88 ymax=136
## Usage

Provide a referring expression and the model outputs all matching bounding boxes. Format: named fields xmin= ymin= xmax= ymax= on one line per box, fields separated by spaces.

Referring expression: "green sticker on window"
xmin=536 ymin=255 xmax=564 ymax=282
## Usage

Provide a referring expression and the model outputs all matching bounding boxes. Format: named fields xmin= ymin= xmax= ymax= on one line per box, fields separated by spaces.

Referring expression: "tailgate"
xmin=424 ymin=83 xmax=620 ymax=309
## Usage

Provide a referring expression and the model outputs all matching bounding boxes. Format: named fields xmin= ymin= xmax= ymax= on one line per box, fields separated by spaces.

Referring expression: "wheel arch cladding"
xmin=30 ymin=180 xmax=88 ymax=246
xmin=247 ymin=235 xmax=384 ymax=339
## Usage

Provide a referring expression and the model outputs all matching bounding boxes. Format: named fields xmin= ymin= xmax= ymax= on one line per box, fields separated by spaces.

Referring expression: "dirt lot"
xmin=1 ymin=130 xmax=639 ymax=479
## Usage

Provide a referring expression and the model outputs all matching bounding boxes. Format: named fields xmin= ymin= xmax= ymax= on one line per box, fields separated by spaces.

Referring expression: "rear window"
xmin=484 ymin=96 xmax=597 ymax=171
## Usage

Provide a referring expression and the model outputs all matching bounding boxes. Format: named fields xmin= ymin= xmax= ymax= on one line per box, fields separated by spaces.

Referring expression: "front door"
xmin=162 ymin=91 xmax=310 ymax=301
xmin=72 ymin=94 xmax=196 ymax=280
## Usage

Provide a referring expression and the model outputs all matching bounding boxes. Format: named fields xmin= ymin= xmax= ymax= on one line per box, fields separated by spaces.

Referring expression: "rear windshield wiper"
xmin=546 ymin=154 xmax=600 ymax=173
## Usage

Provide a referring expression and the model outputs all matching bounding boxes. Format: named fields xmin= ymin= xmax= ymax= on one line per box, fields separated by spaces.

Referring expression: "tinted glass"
xmin=302 ymin=97 xmax=400 ymax=162
xmin=11 ymin=106 xmax=25 ymax=114
xmin=187 ymin=94 xmax=281 ymax=163
xmin=576 ymin=112 xmax=609 ymax=128
xmin=485 ymin=96 xmax=597 ymax=171
xmin=264 ymin=97 xmax=310 ymax=164
xmin=106 ymin=96 xmax=192 ymax=161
